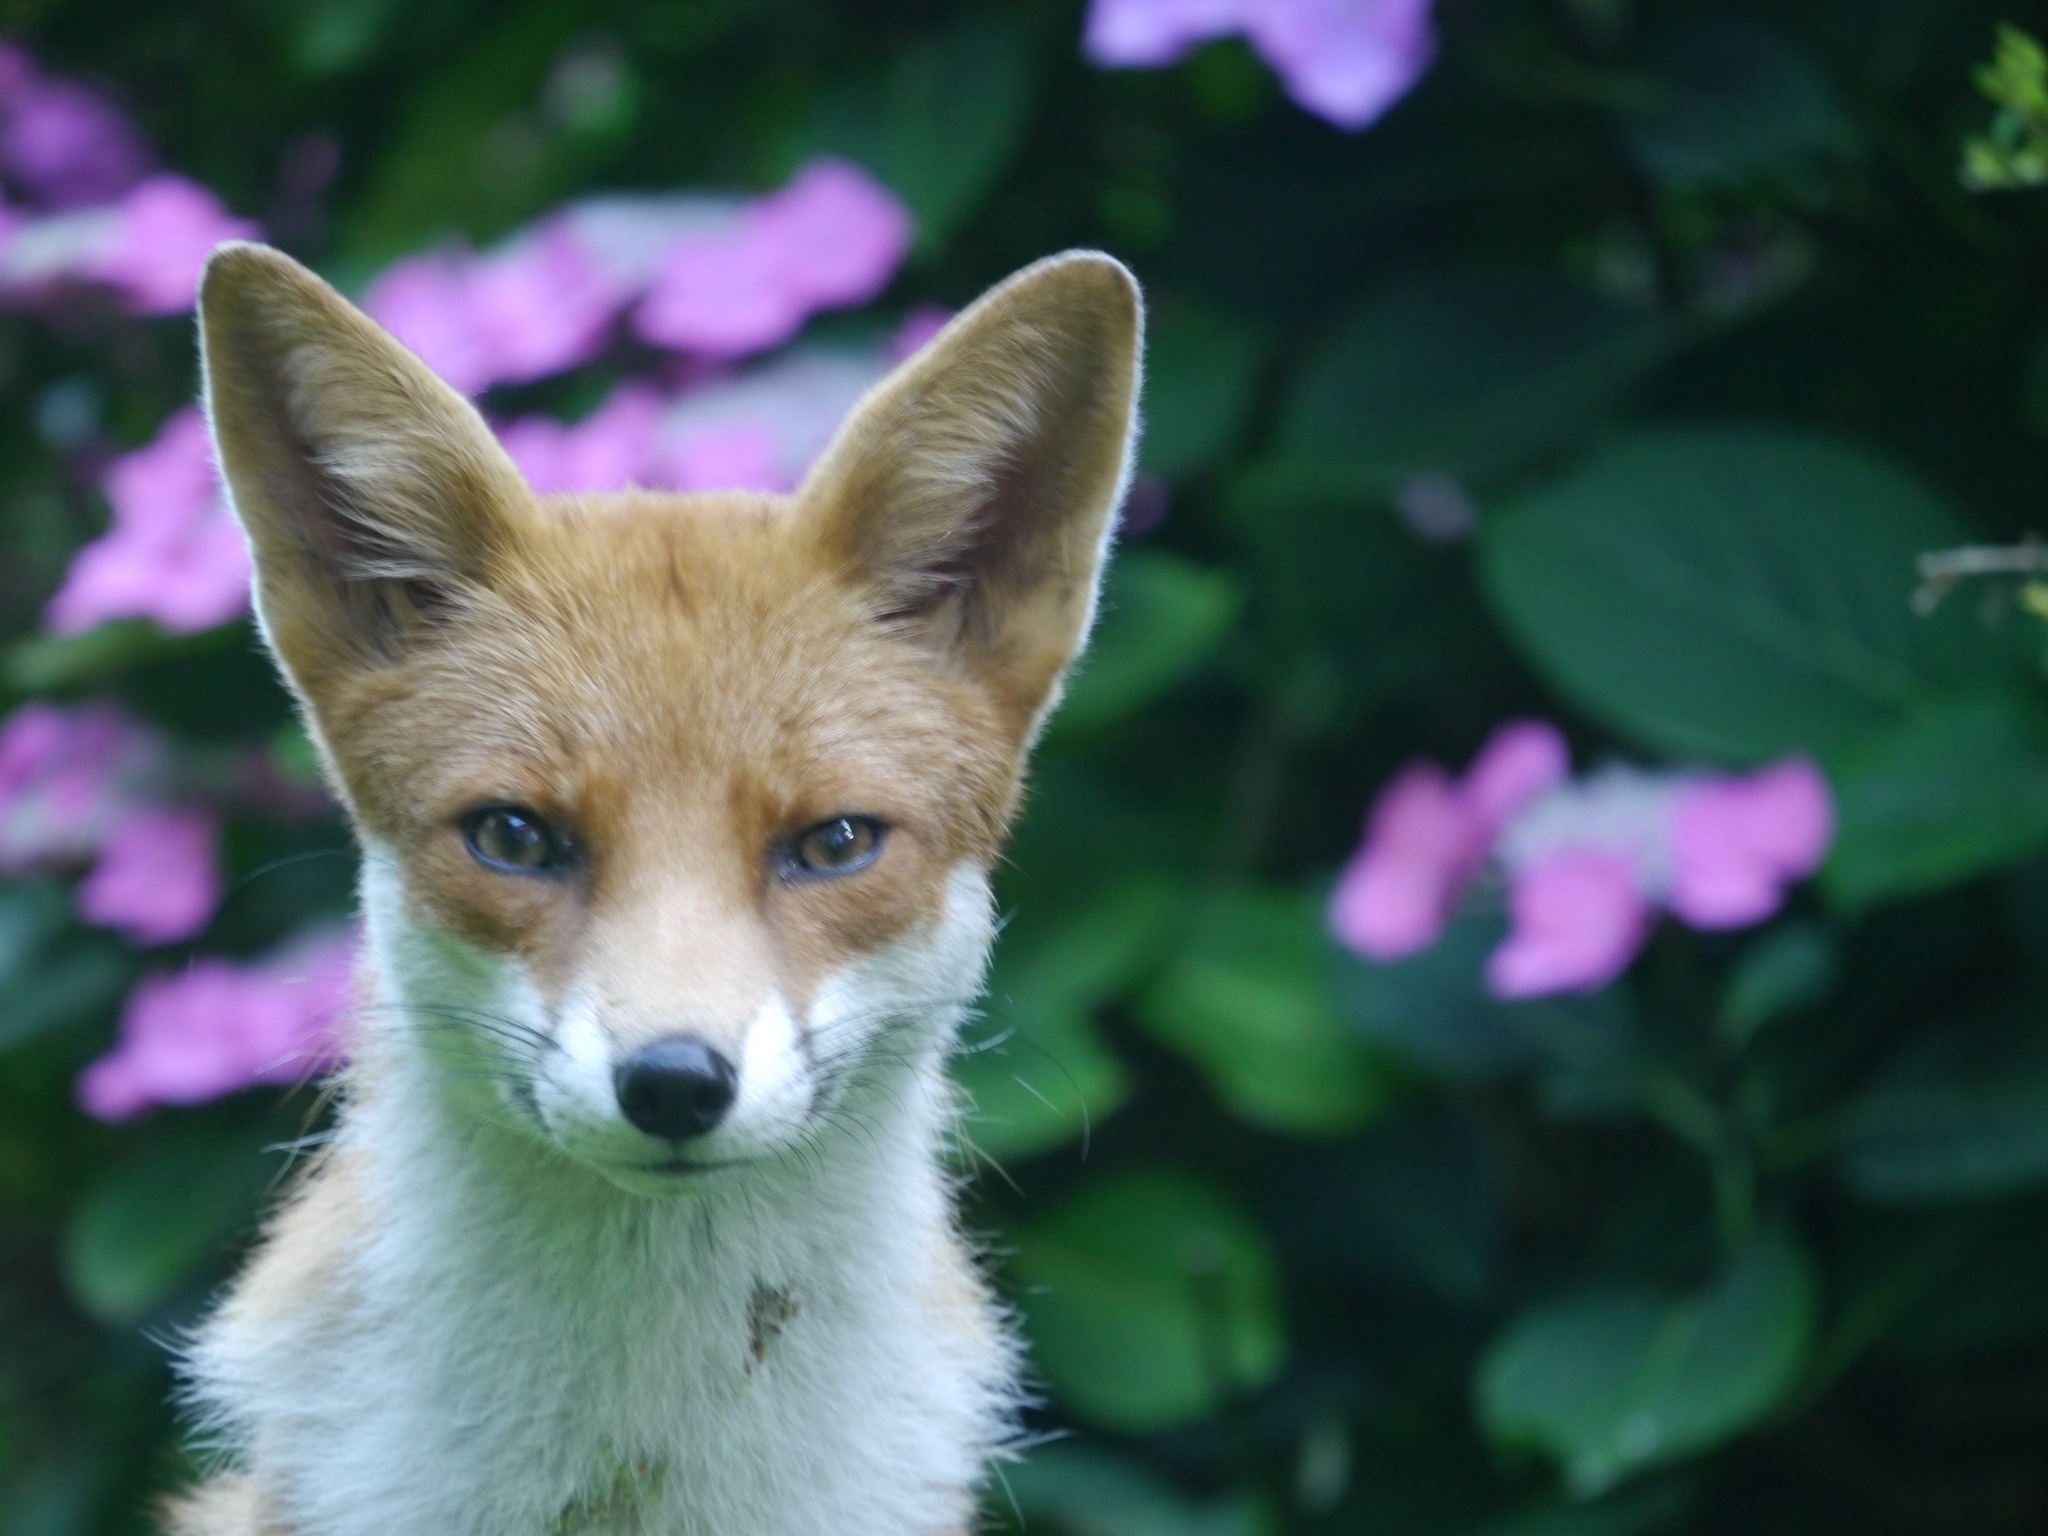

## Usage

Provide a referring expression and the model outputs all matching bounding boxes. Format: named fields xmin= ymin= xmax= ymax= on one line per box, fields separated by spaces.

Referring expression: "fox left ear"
xmin=796 ymin=251 xmax=1143 ymax=744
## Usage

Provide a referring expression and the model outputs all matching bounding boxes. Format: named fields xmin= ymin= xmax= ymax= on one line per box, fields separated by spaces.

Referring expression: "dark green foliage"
xmin=6 ymin=3 xmax=2048 ymax=1534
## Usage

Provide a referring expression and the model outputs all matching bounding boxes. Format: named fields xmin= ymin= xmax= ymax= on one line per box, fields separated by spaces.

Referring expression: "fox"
xmin=164 ymin=240 xmax=1142 ymax=1536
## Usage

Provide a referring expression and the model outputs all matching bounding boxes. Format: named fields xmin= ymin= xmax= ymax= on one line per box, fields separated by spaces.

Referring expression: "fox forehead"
xmin=322 ymin=486 xmax=1016 ymax=994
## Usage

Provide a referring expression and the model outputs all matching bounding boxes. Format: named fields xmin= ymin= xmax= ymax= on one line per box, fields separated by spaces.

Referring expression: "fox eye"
xmin=462 ymin=805 xmax=568 ymax=875
xmin=786 ymin=816 xmax=885 ymax=878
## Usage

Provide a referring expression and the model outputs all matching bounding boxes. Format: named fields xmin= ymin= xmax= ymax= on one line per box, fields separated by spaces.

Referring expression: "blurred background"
xmin=3 ymin=1 xmax=2048 ymax=1532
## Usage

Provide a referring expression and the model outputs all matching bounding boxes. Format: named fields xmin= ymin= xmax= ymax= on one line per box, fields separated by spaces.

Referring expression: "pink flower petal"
xmin=76 ymin=929 xmax=357 ymax=1121
xmin=1083 ymin=0 xmax=1242 ymax=65
xmin=86 ymin=175 xmax=257 ymax=314
xmin=889 ymin=303 xmax=953 ymax=361
xmin=1329 ymin=762 xmax=1482 ymax=959
xmin=745 ymin=158 xmax=912 ymax=311
xmin=47 ymin=407 xmax=250 ymax=636
xmin=1460 ymin=719 xmax=1570 ymax=834
xmin=1486 ymin=850 xmax=1649 ymax=999
xmin=363 ymin=251 xmax=496 ymax=394
xmin=74 ymin=804 xmax=222 ymax=945
xmin=465 ymin=220 xmax=623 ymax=385
xmin=1243 ymin=0 xmax=1438 ymax=130
xmin=1082 ymin=0 xmax=1438 ymax=131
xmin=667 ymin=419 xmax=785 ymax=491
xmin=0 ymin=73 xmax=148 ymax=208
xmin=0 ymin=701 xmax=162 ymax=871
xmin=499 ymin=383 xmax=662 ymax=494
xmin=636 ymin=160 xmax=911 ymax=360
xmin=637 ymin=228 xmax=808 ymax=357
xmin=1668 ymin=759 xmax=1833 ymax=930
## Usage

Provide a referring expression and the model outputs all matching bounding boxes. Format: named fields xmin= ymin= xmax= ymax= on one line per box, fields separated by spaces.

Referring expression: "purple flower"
xmin=87 ymin=175 xmax=258 ymax=313
xmin=1669 ymin=760 xmax=1832 ymax=929
xmin=498 ymin=383 xmax=661 ymax=494
xmin=361 ymin=253 xmax=493 ymax=394
xmin=666 ymin=420 xmax=784 ymax=491
xmin=1329 ymin=763 xmax=1473 ymax=960
xmin=637 ymin=159 xmax=911 ymax=359
xmin=1082 ymin=0 xmax=1438 ymax=131
xmin=1487 ymin=850 xmax=1650 ymax=999
xmin=890 ymin=304 xmax=954 ymax=361
xmin=0 ymin=175 xmax=256 ymax=315
xmin=1330 ymin=723 xmax=1836 ymax=998
xmin=1328 ymin=720 xmax=1567 ymax=959
xmin=47 ymin=407 xmax=251 ymax=635
xmin=366 ymin=221 xmax=624 ymax=395
xmin=653 ymin=346 xmax=900 ymax=491
xmin=73 ymin=803 xmax=223 ymax=945
xmin=0 ymin=54 xmax=148 ymax=208
xmin=76 ymin=927 xmax=357 ymax=1121
xmin=0 ymin=701 xmax=163 ymax=872
xmin=1084 ymin=0 xmax=1241 ymax=64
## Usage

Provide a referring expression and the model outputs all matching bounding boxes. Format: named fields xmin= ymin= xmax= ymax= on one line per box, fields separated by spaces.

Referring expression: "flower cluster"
xmin=1329 ymin=721 xmax=1833 ymax=998
xmin=0 ymin=702 xmax=221 ymax=944
xmin=76 ymin=927 xmax=356 ymax=1121
xmin=1083 ymin=0 xmax=1438 ymax=130
xmin=497 ymin=332 xmax=925 ymax=496
xmin=47 ymin=158 xmax=916 ymax=637
xmin=0 ymin=48 xmax=937 ymax=1121
xmin=0 ymin=46 xmax=253 ymax=314
xmin=364 ymin=158 xmax=910 ymax=394
xmin=46 ymin=407 xmax=249 ymax=636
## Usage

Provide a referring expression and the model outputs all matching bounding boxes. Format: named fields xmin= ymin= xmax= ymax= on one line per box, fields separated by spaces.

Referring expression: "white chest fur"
xmin=185 ymin=1059 xmax=1011 ymax=1536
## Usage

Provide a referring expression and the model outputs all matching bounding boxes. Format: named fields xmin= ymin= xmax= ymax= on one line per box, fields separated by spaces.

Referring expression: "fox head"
xmin=198 ymin=243 xmax=1141 ymax=1194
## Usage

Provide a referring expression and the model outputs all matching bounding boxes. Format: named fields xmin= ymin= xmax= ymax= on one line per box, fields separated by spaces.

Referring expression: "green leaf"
xmin=1329 ymin=912 xmax=1637 ymax=1095
xmin=1259 ymin=264 xmax=1679 ymax=498
xmin=1621 ymin=23 xmax=1853 ymax=189
xmin=1835 ymin=1010 xmax=2048 ymax=1204
xmin=1475 ymin=1481 xmax=1695 ymax=1536
xmin=1009 ymin=1167 xmax=1285 ymax=1432
xmin=1481 ymin=426 xmax=1998 ymax=763
xmin=1138 ymin=887 xmax=1393 ymax=1135
xmin=341 ymin=0 xmax=605 ymax=262
xmin=791 ymin=13 xmax=1039 ymax=254
xmin=955 ymin=880 xmax=1174 ymax=1161
xmin=1002 ymin=1444 xmax=1269 ymax=1536
xmin=1823 ymin=690 xmax=2048 ymax=907
xmin=0 ymin=881 xmax=133 ymax=1053
xmin=63 ymin=1121 xmax=278 ymax=1327
xmin=0 ymin=942 xmax=133 ymax=1054
xmin=1477 ymin=1230 xmax=1815 ymax=1495
xmin=6 ymin=619 xmax=233 ymax=694
xmin=1053 ymin=552 xmax=1243 ymax=738
xmin=1138 ymin=302 xmax=1268 ymax=482
xmin=1716 ymin=921 xmax=1835 ymax=1048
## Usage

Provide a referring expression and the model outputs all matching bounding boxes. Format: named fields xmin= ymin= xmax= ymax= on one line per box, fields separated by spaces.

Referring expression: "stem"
xmin=1635 ymin=1067 xmax=1757 ymax=1249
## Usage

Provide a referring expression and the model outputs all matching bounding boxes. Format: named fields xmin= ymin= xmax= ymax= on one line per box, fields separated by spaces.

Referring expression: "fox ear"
xmin=198 ymin=241 xmax=533 ymax=700
xmin=796 ymin=250 xmax=1143 ymax=742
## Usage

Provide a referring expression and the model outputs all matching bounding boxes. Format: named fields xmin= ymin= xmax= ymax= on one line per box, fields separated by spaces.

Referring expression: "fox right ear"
xmin=198 ymin=242 xmax=533 ymax=699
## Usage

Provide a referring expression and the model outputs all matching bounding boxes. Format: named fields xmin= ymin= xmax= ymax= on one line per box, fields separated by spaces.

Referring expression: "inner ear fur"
xmin=198 ymin=242 xmax=534 ymax=697
xmin=795 ymin=250 xmax=1143 ymax=740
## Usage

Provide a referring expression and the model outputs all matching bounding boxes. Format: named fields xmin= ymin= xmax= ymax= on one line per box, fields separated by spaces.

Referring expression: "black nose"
xmin=614 ymin=1037 xmax=738 ymax=1141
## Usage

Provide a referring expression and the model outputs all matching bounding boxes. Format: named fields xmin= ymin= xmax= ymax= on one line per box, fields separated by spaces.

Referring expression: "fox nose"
xmin=614 ymin=1037 xmax=738 ymax=1141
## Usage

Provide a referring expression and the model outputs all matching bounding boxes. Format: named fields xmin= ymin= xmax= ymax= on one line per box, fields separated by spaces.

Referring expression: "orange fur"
xmin=167 ymin=241 xmax=1141 ymax=1536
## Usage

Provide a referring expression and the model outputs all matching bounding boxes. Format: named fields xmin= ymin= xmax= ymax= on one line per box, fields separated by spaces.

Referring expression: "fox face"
xmin=199 ymin=245 xmax=1141 ymax=1194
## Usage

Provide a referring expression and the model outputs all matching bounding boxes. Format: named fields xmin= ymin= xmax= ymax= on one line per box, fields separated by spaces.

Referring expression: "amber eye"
xmin=786 ymin=816 xmax=885 ymax=878
xmin=462 ymin=805 xmax=568 ymax=875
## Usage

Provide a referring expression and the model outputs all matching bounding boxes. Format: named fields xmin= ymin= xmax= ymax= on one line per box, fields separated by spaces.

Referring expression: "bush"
xmin=3 ymin=3 xmax=2048 ymax=1533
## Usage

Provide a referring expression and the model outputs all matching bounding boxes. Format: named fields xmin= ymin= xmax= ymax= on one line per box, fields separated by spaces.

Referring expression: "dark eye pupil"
xmin=794 ymin=816 xmax=880 ymax=874
xmin=467 ymin=808 xmax=557 ymax=871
